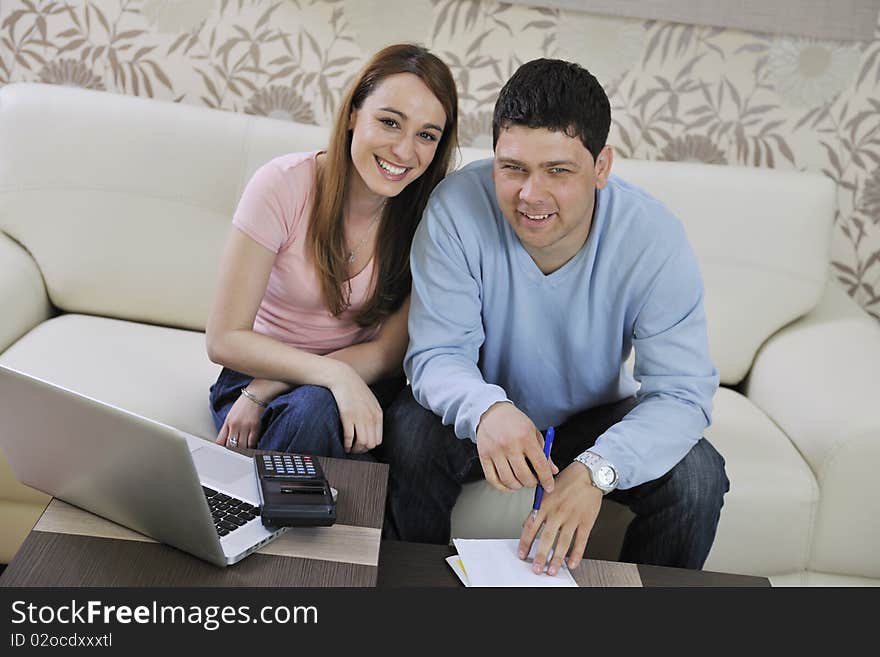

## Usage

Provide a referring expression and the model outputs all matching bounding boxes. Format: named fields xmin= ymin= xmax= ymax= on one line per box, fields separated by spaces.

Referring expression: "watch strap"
xmin=574 ymin=450 xmax=619 ymax=494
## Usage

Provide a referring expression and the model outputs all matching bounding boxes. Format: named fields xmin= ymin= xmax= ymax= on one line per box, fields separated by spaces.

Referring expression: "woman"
xmin=206 ymin=43 xmax=458 ymax=459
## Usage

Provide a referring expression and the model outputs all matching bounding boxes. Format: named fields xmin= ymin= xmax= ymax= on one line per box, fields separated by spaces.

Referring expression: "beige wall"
xmin=1 ymin=0 xmax=879 ymax=322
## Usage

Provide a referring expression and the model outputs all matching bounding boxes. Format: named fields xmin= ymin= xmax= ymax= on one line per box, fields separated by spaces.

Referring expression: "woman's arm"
xmin=206 ymin=228 xmax=349 ymax=386
xmin=241 ymin=378 xmax=291 ymax=403
xmin=325 ymin=295 xmax=411 ymax=384
xmin=241 ymin=295 xmax=411 ymax=403
xmin=206 ymin=227 xmax=383 ymax=452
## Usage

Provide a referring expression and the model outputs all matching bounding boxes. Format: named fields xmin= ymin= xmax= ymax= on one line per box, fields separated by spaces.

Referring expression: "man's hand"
xmin=517 ymin=461 xmax=602 ymax=576
xmin=475 ymin=402 xmax=558 ymax=493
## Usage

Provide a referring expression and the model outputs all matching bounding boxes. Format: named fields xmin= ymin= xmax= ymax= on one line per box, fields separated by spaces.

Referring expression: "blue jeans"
xmin=378 ymin=387 xmax=730 ymax=569
xmin=209 ymin=367 xmax=405 ymax=462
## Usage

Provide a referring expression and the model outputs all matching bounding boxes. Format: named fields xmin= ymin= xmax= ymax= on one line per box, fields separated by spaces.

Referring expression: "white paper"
xmin=452 ymin=538 xmax=578 ymax=587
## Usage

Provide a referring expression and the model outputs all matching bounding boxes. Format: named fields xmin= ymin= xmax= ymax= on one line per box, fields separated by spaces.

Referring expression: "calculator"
xmin=257 ymin=453 xmax=324 ymax=485
xmin=254 ymin=452 xmax=336 ymax=527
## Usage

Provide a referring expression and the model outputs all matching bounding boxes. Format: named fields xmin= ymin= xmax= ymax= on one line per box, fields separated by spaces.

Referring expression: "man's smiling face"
xmin=493 ymin=124 xmax=612 ymax=274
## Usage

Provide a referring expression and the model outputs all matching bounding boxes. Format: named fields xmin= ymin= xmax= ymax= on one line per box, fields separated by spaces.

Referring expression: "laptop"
xmin=0 ymin=364 xmax=287 ymax=567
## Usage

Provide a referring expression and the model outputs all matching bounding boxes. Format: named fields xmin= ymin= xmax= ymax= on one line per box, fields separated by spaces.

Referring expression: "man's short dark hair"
xmin=492 ymin=58 xmax=611 ymax=161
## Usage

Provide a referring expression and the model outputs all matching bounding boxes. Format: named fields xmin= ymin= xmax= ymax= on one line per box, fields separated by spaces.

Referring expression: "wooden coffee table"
xmin=377 ymin=540 xmax=771 ymax=587
xmin=0 ymin=448 xmax=769 ymax=588
xmin=0 ymin=455 xmax=388 ymax=587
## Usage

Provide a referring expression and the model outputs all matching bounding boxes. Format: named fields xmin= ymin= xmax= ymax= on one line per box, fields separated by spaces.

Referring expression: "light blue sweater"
xmin=404 ymin=158 xmax=719 ymax=489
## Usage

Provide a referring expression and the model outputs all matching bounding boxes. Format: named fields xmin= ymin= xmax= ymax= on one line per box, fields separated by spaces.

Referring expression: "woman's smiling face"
xmin=347 ymin=72 xmax=447 ymax=200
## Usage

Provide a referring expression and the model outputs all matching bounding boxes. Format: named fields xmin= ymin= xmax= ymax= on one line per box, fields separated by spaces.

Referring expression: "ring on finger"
xmin=228 ymin=435 xmax=239 ymax=447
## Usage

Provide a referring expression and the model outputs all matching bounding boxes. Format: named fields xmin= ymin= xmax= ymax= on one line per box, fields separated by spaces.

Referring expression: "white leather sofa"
xmin=1 ymin=82 xmax=878 ymax=585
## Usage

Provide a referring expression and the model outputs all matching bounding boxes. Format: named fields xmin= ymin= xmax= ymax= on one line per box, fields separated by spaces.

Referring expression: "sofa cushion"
xmin=0 ymin=83 xmax=328 ymax=332
xmin=451 ymin=387 xmax=819 ymax=576
xmin=701 ymin=387 xmax=818 ymax=576
xmin=0 ymin=314 xmax=220 ymax=440
xmin=613 ymin=159 xmax=834 ymax=385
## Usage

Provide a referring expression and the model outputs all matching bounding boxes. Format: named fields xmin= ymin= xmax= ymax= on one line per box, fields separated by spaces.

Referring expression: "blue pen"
xmin=531 ymin=426 xmax=555 ymax=521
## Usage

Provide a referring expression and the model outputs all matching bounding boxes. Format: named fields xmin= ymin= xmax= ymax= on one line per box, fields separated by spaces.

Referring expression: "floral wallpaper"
xmin=1 ymin=0 xmax=879 ymax=321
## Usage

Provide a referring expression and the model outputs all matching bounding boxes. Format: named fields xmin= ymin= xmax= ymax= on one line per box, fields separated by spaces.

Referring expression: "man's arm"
xmin=405 ymin=189 xmax=556 ymax=492
xmin=592 ymin=235 xmax=719 ymax=490
xmin=520 ymin=228 xmax=718 ymax=576
xmin=404 ymin=193 xmax=509 ymax=441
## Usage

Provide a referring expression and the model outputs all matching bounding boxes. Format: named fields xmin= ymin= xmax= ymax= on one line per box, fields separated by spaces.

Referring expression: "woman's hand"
xmin=216 ymin=390 xmax=265 ymax=449
xmin=216 ymin=380 xmax=287 ymax=449
xmin=327 ymin=362 xmax=383 ymax=454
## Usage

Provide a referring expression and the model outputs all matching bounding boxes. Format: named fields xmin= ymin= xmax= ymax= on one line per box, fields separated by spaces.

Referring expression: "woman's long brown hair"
xmin=307 ymin=43 xmax=458 ymax=327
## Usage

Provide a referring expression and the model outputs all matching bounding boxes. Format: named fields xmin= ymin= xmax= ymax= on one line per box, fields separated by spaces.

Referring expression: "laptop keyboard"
xmin=202 ymin=486 xmax=259 ymax=537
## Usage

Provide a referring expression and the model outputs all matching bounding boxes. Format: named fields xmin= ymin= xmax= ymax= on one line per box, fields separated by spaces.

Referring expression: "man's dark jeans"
xmin=378 ymin=387 xmax=730 ymax=569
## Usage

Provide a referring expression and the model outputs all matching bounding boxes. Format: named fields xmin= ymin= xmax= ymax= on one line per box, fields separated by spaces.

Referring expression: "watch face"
xmin=595 ymin=465 xmax=615 ymax=488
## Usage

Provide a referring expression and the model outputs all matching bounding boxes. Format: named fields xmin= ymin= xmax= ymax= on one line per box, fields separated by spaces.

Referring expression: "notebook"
xmin=449 ymin=538 xmax=578 ymax=587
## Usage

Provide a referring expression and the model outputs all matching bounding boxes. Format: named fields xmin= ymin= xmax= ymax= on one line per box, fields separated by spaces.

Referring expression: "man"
xmin=380 ymin=58 xmax=729 ymax=576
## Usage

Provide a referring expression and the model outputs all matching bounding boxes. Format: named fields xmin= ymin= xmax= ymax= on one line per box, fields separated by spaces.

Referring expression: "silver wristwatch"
xmin=574 ymin=451 xmax=619 ymax=494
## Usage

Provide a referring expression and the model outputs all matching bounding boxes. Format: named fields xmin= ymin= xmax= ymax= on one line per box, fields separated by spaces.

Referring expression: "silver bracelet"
xmin=240 ymin=387 xmax=268 ymax=408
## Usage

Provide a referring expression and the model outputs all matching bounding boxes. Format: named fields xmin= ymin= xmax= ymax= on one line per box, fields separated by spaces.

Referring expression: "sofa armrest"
xmin=743 ymin=280 xmax=880 ymax=577
xmin=0 ymin=232 xmax=53 ymax=353
xmin=0 ymin=232 xmax=53 ymax=563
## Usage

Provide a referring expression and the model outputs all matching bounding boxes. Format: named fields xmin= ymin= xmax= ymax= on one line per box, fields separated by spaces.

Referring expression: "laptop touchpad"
xmin=191 ymin=445 xmax=251 ymax=485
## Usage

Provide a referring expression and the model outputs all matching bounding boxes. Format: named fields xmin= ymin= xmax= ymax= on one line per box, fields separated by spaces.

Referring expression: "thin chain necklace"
xmin=346 ymin=213 xmax=381 ymax=264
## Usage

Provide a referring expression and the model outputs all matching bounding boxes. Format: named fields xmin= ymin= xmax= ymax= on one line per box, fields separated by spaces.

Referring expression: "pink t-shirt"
xmin=232 ymin=151 xmax=380 ymax=354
